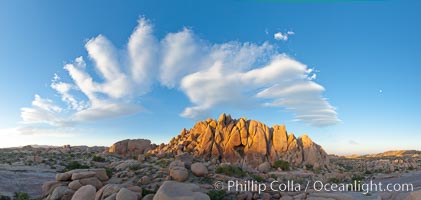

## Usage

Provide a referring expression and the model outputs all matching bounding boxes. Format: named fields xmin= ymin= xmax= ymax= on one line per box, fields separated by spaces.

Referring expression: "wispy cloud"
xmin=20 ymin=17 xmax=339 ymax=135
xmin=348 ymin=140 xmax=360 ymax=145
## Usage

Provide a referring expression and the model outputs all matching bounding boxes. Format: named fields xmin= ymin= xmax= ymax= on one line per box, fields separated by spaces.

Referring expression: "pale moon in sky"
xmin=379 ymin=89 xmax=383 ymax=93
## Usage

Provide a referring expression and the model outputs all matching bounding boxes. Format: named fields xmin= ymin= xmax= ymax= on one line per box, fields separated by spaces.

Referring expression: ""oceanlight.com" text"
xmin=222 ymin=180 xmax=414 ymax=194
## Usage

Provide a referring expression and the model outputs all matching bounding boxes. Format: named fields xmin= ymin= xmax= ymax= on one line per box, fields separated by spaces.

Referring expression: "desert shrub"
xmin=215 ymin=165 xmax=246 ymax=177
xmin=142 ymin=188 xmax=155 ymax=196
xmin=144 ymin=154 xmax=152 ymax=160
xmin=65 ymin=161 xmax=89 ymax=171
xmin=14 ymin=192 xmax=29 ymax=200
xmin=273 ymin=160 xmax=290 ymax=171
xmin=251 ymin=174 xmax=264 ymax=182
xmin=207 ymin=189 xmax=226 ymax=200
xmin=348 ymin=174 xmax=364 ymax=191
xmin=105 ymin=167 xmax=113 ymax=177
xmin=92 ymin=155 xmax=106 ymax=162
xmin=0 ymin=195 xmax=11 ymax=200
xmin=154 ymin=159 xmax=171 ymax=168
xmin=200 ymin=176 xmax=213 ymax=184
xmin=305 ymin=164 xmax=313 ymax=171
xmin=328 ymin=177 xmax=340 ymax=183
xmin=128 ymin=165 xmax=142 ymax=171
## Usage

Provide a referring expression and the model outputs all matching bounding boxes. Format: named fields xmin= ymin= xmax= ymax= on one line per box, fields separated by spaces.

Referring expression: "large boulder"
xmin=175 ymin=153 xmax=193 ymax=168
xmin=169 ymin=167 xmax=189 ymax=182
xmin=109 ymin=139 xmax=154 ymax=157
xmin=95 ymin=184 xmax=122 ymax=200
xmin=116 ymin=188 xmax=138 ymax=200
xmin=79 ymin=177 xmax=103 ymax=190
xmin=153 ymin=181 xmax=210 ymax=200
xmin=89 ymin=168 xmax=109 ymax=181
xmin=56 ymin=172 xmax=72 ymax=181
xmin=68 ymin=180 xmax=83 ymax=190
xmin=71 ymin=185 xmax=96 ymax=200
xmin=48 ymin=186 xmax=74 ymax=200
xmin=42 ymin=181 xmax=61 ymax=197
xmin=190 ymin=163 xmax=208 ymax=177
xmin=71 ymin=171 xmax=96 ymax=180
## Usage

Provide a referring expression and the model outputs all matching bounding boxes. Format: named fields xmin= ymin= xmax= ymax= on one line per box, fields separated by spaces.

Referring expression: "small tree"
xmin=14 ymin=192 xmax=29 ymax=200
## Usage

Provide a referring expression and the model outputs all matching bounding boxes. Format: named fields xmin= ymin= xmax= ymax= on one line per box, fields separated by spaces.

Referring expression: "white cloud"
xmin=74 ymin=101 xmax=141 ymax=121
xmin=20 ymin=95 xmax=72 ymax=127
xmin=160 ymin=28 xmax=206 ymax=88
xmin=51 ymin=75 xmax=87 ymax=111
xmin=180 ymin=54 xmax=339 ymax=126
xmin=274 ymin=31 xmax=295 ymax=41
xmin=20 ymin=18 xmax=339 ymax=131
xmin=128 ymin=17 xmax=159 ymax=94
xmin=85 ymin=36 xmax=133 ymax=99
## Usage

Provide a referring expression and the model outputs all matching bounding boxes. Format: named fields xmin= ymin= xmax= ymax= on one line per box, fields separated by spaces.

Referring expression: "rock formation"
xmin=109 ymin=139 xmax=156 ymax=158
xmin=150 ymin=113 xmax=329 ymax=169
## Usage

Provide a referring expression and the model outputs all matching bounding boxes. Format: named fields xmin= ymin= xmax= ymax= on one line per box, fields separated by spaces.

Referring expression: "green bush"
xmin=65 ymin=161 xmax=89 ymax=171
xmin=273 ymin=160 xmax=290 ymax=171
xmin=14 ymin=192 xmax=29 ymax=200
xmin=305 ymin=164 xmax=313 ymax=171
xmin=251 ymin=174 xmax=264 ymax=182
xmin=215 ymin=165 xmax=246 ymax=177
xmin=207 ymin=189 xmax=226 ymax=200
xmin=92 ymin=155 xmax=107 ymax=162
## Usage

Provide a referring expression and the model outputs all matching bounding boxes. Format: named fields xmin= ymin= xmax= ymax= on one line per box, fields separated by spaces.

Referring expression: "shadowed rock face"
xmin=150 ymin=113 xmax=330 ymax=169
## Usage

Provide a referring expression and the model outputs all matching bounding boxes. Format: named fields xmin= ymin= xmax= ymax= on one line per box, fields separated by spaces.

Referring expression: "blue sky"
xmin=0 ymin=0 xmax=420 ymax=154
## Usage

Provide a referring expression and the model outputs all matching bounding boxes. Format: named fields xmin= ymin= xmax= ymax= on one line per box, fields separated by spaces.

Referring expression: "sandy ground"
xmin=0 ymin=164 xmax=56 ymax=198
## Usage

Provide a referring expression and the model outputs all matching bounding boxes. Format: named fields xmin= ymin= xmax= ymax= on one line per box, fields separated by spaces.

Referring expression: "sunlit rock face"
xmin=150 ymin=113 xmax=330 ymax=169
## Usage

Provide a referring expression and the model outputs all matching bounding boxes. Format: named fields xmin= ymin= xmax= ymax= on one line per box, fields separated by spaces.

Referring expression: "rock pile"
xmin=42 ymin=168 xmax=109 ymax=199
xmin=150 ymin=113 xmax=329 ymax=169
xmin=41 ymin=168 xmax=143 ymax=200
